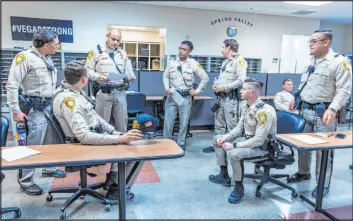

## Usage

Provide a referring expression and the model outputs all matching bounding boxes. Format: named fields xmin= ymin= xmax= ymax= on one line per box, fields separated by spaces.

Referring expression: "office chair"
xmin=0 ymin=115 xmax=21 ymax=219
xmin=43 ymin=106 xmax=111 ymax=220
xmin=154 ymin=95 xmax=180 ymax=138
xmin=126 ymin=91 xmax=146 ymax=130
xmin=345 ymin=99 xmax=353 ymax=129
xmin=244 ymin=111 xmax=306 ymax=198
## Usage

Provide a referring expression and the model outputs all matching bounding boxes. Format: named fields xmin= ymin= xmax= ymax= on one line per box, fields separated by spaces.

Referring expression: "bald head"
xmin=107 ymin=27 xmax=122 ymax=36
xmin=106 ymin=27 xmax=122 ymax=49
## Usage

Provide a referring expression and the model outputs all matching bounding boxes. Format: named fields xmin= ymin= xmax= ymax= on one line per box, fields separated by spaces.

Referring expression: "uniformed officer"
xmin=203 ymin=39 xmax=247 ymax=153
xmin=86 ymin=27 xmax=136 ymax=185
xmin=274 ymin=79 xmax=295 ymax=112
xmin=6 ymin=29 xmax=66 ymax=196
xmin=209 ymin=78 xmax=277 ymax=203
xmin=53 ymin=60 xmax=144 ymax=202
xmin=163 ymin=40 xmax=209 ymax=149
xmin=86 ymin=27 xmax=135 ymax=132
xmin=288 ymin=29 xmax=352 ymax=198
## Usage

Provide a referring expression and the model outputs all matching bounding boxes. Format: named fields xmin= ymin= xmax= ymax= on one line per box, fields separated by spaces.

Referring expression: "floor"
xmin=1 ymin=125 xmax=352 ymax=220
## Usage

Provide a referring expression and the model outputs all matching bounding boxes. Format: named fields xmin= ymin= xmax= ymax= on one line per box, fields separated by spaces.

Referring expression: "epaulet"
xmin=97 ymin=44 xmax=102 ymax=54
xmin=334 ymin=53 xmax=340 ymax=58
xmin=255 ymin=100 xmax=265 ymax=108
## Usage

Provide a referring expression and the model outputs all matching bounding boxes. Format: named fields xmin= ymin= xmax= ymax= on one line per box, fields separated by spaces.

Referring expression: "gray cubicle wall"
xmin=266 ymin=73 xmax=301 ymax=95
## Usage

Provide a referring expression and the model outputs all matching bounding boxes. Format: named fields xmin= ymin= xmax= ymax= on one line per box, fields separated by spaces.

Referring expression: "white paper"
xmin=125 ymin=59 xmax=134 ymax=77
xmin=107 ymin=72 xmax=126 ymax=82
xmin=170 ymin=88 xmax=185 ymax=106
xmin=1 ymin=146 xmax=41 ymax=162
xmin=290 ymin=135 xmax=328 ymax=145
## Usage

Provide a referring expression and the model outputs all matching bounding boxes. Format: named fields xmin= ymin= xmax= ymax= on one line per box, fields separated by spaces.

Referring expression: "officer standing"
xmin=53 ymin=60 xmax=144 ymax=202
xmin=203 ymin=39 xmax=247 ymax=153
xmin=288 ymin=29 xmax=352 ymax=198
xmin=86 ymin=27 xmax=135 ymax=132
xmin=6 ymin=29 xmax=66 ymax=196
xmin=163 ymin=40 xmax=209 ymax=150
xmin=274 ymin=79 xmax=295 ymax=112
xmin=209 ymin=78 xmax=277 ymax=203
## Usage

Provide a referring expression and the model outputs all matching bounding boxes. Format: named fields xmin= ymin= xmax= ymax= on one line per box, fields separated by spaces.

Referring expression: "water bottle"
xmin=16 ymin=123 xmax=27 ymax=146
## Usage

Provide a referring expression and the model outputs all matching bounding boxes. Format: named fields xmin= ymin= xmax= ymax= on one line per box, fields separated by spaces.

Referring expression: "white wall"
xmin=319 ymin=22 xmax=353 ymax=54
xmin=343 ymin=24 xmax=353 ymax=54
xmin=2 ymin=1 xmax=322 ymax=73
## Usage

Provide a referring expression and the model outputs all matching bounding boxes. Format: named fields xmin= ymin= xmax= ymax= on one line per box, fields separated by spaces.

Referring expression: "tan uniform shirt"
xmin=163 ymin=57 xmax=209 ymax=94
xmin=6 ymin=47 xmax=57 ymax=112
xmin=53 ymin=81 xmax=121 ymax=145
xmin=217 ymin=54 xmax=247 ymax=92
xmin=223 ymin=98 xmax=277 ymax=148
xmin=300 ymin=49 xmax=352 ymax=111
xmin=85 ymin=44 xmax=135 ymax=83
xmin=274 ymin=91 xmax=294 ymax=111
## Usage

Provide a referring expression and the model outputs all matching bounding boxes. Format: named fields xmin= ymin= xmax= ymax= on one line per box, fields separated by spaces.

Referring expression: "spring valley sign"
xmin=210 ymin=16 xmax=254 ymax=27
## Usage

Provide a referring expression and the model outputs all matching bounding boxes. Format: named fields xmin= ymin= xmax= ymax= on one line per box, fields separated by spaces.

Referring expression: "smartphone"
xmin=335 ymin=133 xmax=346 ymax=139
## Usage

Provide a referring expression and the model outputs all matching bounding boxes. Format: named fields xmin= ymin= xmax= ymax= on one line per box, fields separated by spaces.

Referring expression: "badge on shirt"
xmin=342 ymin=60 xmax=351 ymax=72
xmin=257 ymin=112 xmax=268 ymax=125
xmin=64 ymin=97 xmax=76 ymax=110
xmin=86 ymin=50 xmax=94 ymax=65
xmin=15 ymin=54 xmax=26 ymax=65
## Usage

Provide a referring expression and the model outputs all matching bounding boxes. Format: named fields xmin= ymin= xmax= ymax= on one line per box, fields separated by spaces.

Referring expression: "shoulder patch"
xmin=255 ymin=101 xmax=265 ymax=108
xmin=197 ymin=63 xmax=204 ymax=70
xmin=239 ymin=58 xmax=246 ymax=67
xmin=64 ymin=97 xmax=76 ymax=110
xmin=342 ymin=60 xmax=351 ymax=72
xmin=15 ymin=53 xmax=26 ymax=65
xmin=257 ymin=112 xmax=268 ymax=125
xmin=87 ymin=50 xmax=94 ymax=60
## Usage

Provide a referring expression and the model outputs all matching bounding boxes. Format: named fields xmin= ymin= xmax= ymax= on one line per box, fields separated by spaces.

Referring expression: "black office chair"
xmin=0 ymin=115 xmax=21 ymax=219
xmin=154 ymin=95 xmax=180 ymax=138
xmin=126 ymin=92 xmax=146 ymax=130
xmin=43 ymin=106 xmax=111 ymax=220
xmin=244 ymin=111 xmax=306 ymax=198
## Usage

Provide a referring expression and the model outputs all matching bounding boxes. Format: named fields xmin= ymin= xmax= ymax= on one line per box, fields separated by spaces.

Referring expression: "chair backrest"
xmin=0 ymin=115 xmax=9 ymax=147
xmin=277 ymin=111 xmax=306 ymax=134
xmin=126 ymin=92 xmax=146 ymax=114
xmin=43 ymin=105 xmax=65 ymax=144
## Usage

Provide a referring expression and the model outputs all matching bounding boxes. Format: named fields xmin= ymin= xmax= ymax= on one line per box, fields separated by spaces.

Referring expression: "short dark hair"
xmin=282 ymin=79 xmax=292 ymax=85
xmin=32 ymin=28 xmax=58 ymax=48
xmin=181 ymin=40 xmax=193 ymax=51
xmin=244 ymin=77 xmax=263 ymax=88
xmin=223 ymin=39 xmax=239 ymax=52
xmin=313 ymin=29 xmax=333 ymax=41
xmin=64 ymin=60 xmax=87 ymax=85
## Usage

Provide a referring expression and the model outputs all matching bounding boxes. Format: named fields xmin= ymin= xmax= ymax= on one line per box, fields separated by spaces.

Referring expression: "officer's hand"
xmin=289 ymin=100 xmax=295 ymax=111
xmin=322 ymin=109 xmax=336 ymax=125
xmin=213 ymin=85 xmax=225 ymax=93
xmin=13 ymin=111 xmax=28 ymax=123
xmin=118 ymin=130 xmax=144 ymax=144
xmin=216 ymin=137 xmax=226 ymax=147
xmin=221 ymin=142 xmax=234 ymax=150
xmin=166 ymin=89 xmax=173 ymax=95
xmin=128 ymin=76 xmax=136 ymax=82
xmin=189 ymin=88 xmax=197 ymax=96
xmin=98 ymin=74 xmax=108 ymax=82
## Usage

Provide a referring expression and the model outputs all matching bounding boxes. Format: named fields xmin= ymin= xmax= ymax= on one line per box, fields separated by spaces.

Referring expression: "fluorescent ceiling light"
xmin=112 ymin=26 xmax=146 ymax=30
xmin=283 ymin=1 xmax=332 ymax=6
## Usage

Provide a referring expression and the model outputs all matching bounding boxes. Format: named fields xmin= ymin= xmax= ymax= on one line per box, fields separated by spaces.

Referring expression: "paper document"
xmin=125 ymin=59 xmax=134 ymax=77
xmin=290 ymin=135 xmax=328 ymax=145
xmin=170 ymin=88 xmax=185 ymax=106
xmin=107 ymin=72 xmax=126 ymax=82
xmin=1 ymin=146 xmax=41 ymax=162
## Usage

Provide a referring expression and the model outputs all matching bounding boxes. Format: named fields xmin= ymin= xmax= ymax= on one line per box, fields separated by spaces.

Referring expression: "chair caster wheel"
xmin=60 ymin=211 xmax=66 ymax=220
xmin=255 ymin=192 xmax=261 ymax=197
xmin=14 ymin=210 xmax=21 ymax=219
xmin=46 ymin=194 xmax=53 ymax=202
xmin=105 ymin=204 xmax=111 ymax=212
xmin=292 ymin=192 xmax=298 ymax=198
xmin=80 ymin=195 xmax=85 ymax=200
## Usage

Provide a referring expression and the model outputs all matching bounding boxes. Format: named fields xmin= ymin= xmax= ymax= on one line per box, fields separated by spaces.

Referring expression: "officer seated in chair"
xmin=52 ymin=60 xmax=144 ymax=203
xmin=209 ymin=78 xmax=277 ymax=203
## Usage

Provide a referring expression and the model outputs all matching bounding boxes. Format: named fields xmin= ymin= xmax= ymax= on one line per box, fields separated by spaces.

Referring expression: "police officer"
xmin=203 ymin=39 xmax=247 ymax=153
xmin=163 ymin=40 xmax=209 ymax=150
xmin=288 ymin=29 xmax=352 ymax=197
xmin=274 ymin=79 xmax=295 ymax=112
xmin=6 ymin=29 xmax=66 ymax=196
xmin=209 ymin=78 xmax=277 ymax=203
xmin=86 ymin=27 xmax=135 ymax=132
xmin=53 ymin=60 xmax=144 ymax=202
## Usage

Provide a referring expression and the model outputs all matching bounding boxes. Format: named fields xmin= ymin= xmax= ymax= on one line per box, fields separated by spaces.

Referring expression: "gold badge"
xmin=64 ymin=97 xmax=76 ymax=110
xmin=342 ymin=60 xmax=351 ymax=72
xmin=15 ymin=54 xmax=26 ymax=65
xmin=257 ymin=112 xmax=268 ymax=125
xmin=239 ymin=59 xmax=245 ymax=67
xmin=132 ymin=119 xmax=140 ymax=129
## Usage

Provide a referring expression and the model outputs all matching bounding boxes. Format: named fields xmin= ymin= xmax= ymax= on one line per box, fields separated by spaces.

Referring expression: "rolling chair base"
xmin=244 ymin=166 xmax=298 ymax=198
xmin=46 ymin=168 xmax=111 ymax=220
xmin=1 ymin=207 xmax=21 ymax=219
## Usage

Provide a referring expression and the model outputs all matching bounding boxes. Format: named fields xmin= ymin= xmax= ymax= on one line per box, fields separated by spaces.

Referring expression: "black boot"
xmin=106 ymin=184 xmax=135 ymax=204
xmin=209 ymin=166 xmax=231 ymax=187
xmin=103 ymin=171 xmax=118 ymax=191
xmin=228 ymin=182 xmax=244 ymax=203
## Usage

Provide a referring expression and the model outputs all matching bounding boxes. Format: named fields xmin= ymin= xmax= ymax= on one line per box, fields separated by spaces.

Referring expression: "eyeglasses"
xmin=178 ymin=47 xmax=190 ymax=52
xmin=110 ymin=37 xmax=121 ymax=42
xmin=308 ymin=39 xmax=328 ymax=44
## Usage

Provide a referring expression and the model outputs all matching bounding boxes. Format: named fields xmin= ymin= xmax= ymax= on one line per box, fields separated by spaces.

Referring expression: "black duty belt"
xmin=23 ymin=96 xmax=51 ymax=111
xmin=301 ymin=101 xmax=331 ymax=110
xmin=176 ymin=89 xmax=190 ymax=97
xmin=99 ymin=83 xmax=126 ymax=94
xmin=64 ymin=137 xmax=80 ymax=144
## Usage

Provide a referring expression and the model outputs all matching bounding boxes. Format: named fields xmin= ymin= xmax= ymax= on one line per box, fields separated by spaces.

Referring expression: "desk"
xmin=275 ymin=131 xmax=352 ymax=221
xmin=260 ymin=95 xmax=274 ymax=100
xmin=2 ymin=139 xmax=184 ymax=220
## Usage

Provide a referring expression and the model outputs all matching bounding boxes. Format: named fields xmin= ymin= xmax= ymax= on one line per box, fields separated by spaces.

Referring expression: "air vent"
xmin=291 ymin=10 xmax=317 ymax=15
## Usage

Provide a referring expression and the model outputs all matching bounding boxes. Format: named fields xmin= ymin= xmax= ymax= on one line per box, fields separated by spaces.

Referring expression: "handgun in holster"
xmin=92 ymin=81 xmax=100 ymax=97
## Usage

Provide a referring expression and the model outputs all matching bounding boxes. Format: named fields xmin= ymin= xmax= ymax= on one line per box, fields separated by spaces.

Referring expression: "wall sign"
xmin=227 ymin=26 xmax=237 ymax=37
xmin=211 ymin=16 xmax=253 ymax=27
xmin=10 ymin=16 xmax=73 ymax=43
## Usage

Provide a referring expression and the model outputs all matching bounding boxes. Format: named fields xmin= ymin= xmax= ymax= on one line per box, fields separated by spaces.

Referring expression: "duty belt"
xmin=176 ymin=89 xmax=190 ymax=97
xmin=64 ymin=137 xmax=80 ymax=144
xmin=301 ymin=101 xmax=330 ymax=110
xmin=215 ymin=88 xmax=239 ymax=100
xmin=24 ymin=96 xmax=51 ymax=111
xmin=99 ymin=83 xmax=125 ymax=94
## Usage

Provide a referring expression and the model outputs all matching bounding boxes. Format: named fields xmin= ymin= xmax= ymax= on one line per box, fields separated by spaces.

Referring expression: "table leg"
xmin=118 ymin=162 xmax=126 ymax=221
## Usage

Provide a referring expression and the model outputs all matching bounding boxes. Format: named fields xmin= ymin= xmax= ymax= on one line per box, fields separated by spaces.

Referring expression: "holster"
xmin=211 ymin=102 xmax=220 ymax=113
xmin=176 ymin=89 xmax=190 ymax=97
